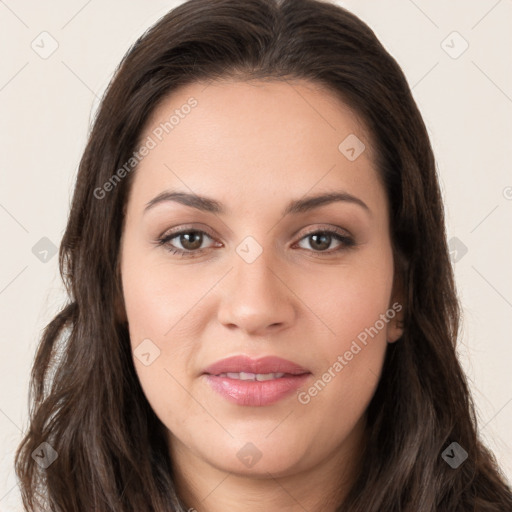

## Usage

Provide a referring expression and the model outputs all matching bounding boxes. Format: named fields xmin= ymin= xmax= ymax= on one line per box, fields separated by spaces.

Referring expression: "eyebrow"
xmin=144 ymin=190 xmax=371 ymax=217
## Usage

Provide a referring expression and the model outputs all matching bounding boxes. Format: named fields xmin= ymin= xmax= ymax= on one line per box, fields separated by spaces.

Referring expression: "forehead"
xmin=127 ymin=79 xmax=384 ymax=216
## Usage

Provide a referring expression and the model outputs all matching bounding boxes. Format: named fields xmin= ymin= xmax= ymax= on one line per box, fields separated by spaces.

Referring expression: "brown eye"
xmin=297 ymin=230 xmax=355 ymax=253
xmin=157 ymin=227 xmax=355 ymax=258
xmin=158 ymin=229 xmax=217 ymax=256
xmin=178 ymin=231 xmax=204 ymax=251
xmin=308 ymin=233 xmax=332 ymax=251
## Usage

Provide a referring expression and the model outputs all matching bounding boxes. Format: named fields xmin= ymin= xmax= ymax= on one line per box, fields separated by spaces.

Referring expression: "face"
xmin=119 ymin=79 xmax=403 ymax=481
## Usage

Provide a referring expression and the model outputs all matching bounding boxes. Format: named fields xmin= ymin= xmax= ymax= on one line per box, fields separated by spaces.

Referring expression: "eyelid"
xmin=156 ymin=223 xmax=356 ymax=257
xmin=158 ymin=223 xmax=217 ymax=241
xmin=158 ymin=223 xmax=352 ymax=242
xmin=294 ymin=224 xmax=353 ymax=241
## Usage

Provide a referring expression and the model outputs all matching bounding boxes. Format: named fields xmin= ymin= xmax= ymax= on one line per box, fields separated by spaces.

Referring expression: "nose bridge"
xmin=216 ymin=238 xmax=295 ymax=334
xmin=233 ymin=240 xmax=278 ymax=298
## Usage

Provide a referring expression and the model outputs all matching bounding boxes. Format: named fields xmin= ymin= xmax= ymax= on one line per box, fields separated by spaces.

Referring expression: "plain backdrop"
xmin=1 ymin=0 xmax=511 ymax=509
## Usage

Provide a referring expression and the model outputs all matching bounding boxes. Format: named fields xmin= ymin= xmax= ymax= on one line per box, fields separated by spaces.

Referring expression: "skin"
xmin=119 ymin=79 xmax=404 ymax=512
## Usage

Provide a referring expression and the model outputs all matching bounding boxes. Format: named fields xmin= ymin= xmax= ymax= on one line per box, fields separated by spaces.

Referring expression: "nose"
xmin=216 ymin=247 xmax=296 ymax=336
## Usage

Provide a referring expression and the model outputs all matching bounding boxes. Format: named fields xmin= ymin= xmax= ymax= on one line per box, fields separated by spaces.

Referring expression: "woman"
xmin=15 ymin=0 xmax=512 ymax=510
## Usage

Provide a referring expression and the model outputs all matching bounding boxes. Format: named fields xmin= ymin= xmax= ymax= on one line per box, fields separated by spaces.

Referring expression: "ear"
xmin=386 ymin=271 xmax=405 ymax=344
xmin=114 ymin=252 xmax=128 ymax=325
xmin=114 ymin=290 xmax=128 ymax=325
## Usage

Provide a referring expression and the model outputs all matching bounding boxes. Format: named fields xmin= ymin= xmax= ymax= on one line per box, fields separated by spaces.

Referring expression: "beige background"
xmin=1 ymin=0 xmax=511 ymax=508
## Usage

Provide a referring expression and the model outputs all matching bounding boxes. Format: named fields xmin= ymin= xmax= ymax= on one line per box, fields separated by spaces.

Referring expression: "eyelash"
xmin=155 ymin=226 xmax=356 ymax=259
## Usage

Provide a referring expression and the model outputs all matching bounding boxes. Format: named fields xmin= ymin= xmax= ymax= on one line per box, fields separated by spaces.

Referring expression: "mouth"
xmin=202 ymin=355 xmax=311 ymax=406
xmin=214 ymin=371 xmax=290 ymax=381
xmin=202 ymin=354 xmax=310 ymax=376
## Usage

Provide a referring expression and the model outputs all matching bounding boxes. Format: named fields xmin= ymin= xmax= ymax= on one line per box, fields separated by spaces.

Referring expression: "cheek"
xmin=297 ymin=253 xmax=394 ymax=344
xmin=123 ymin=261 xmax=201 ymax=429
xmin=122 ymin=265 xmax=200 ymax=388
xmin=294 ymin=249 xmax=393 ymax=402
xmin=121 ymin=253 xmax=213 ymax=342
xmin=296 ymin=280 xmax=390 ymax=442
xmin=121 ymin=252 xmax=202 ymax=414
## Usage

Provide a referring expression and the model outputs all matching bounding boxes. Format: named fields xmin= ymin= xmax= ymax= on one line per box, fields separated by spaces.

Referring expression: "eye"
xmin=295 ymin=228 xmax=356 ymax=254
xmin=156 ymin=226 xmax=356 ymax=258
xmin=157 ymin=229 xmax=219 ymax=257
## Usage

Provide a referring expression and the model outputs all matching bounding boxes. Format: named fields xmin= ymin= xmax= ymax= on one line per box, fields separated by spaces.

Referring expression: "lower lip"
xmin=204 ymin=374 xmax=311 ymax=406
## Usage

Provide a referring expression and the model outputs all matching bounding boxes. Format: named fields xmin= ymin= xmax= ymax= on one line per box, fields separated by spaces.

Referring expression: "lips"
xmin=202 ymin=355 xmax=311 ymax=406
xmin=203 ymin=355 xmax=310 ymax=376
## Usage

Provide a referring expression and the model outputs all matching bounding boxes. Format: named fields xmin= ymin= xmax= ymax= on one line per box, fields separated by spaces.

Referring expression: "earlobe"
xmin=387 ymin=318 xmax=404 ymax=343
xmin=115 ymin=297 xmax=128 ymax=324
xmin=114 ymin=255 xmax=128 ymax=325
xmin=387 ymin=270 xmax=406 ymax=343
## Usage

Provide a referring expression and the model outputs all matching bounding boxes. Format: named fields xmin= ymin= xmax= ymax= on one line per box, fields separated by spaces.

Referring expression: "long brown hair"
xmin=15 ymin=0 xmax=512 ymax=510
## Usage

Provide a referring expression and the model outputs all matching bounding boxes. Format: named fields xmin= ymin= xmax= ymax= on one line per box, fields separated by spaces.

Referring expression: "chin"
xmin=207 ymin=433 xmax=311 ymax=477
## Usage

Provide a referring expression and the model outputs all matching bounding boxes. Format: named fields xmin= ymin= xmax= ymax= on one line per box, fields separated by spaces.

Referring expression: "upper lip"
xmin=203 ymin=355 xmax=310 ymax=376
